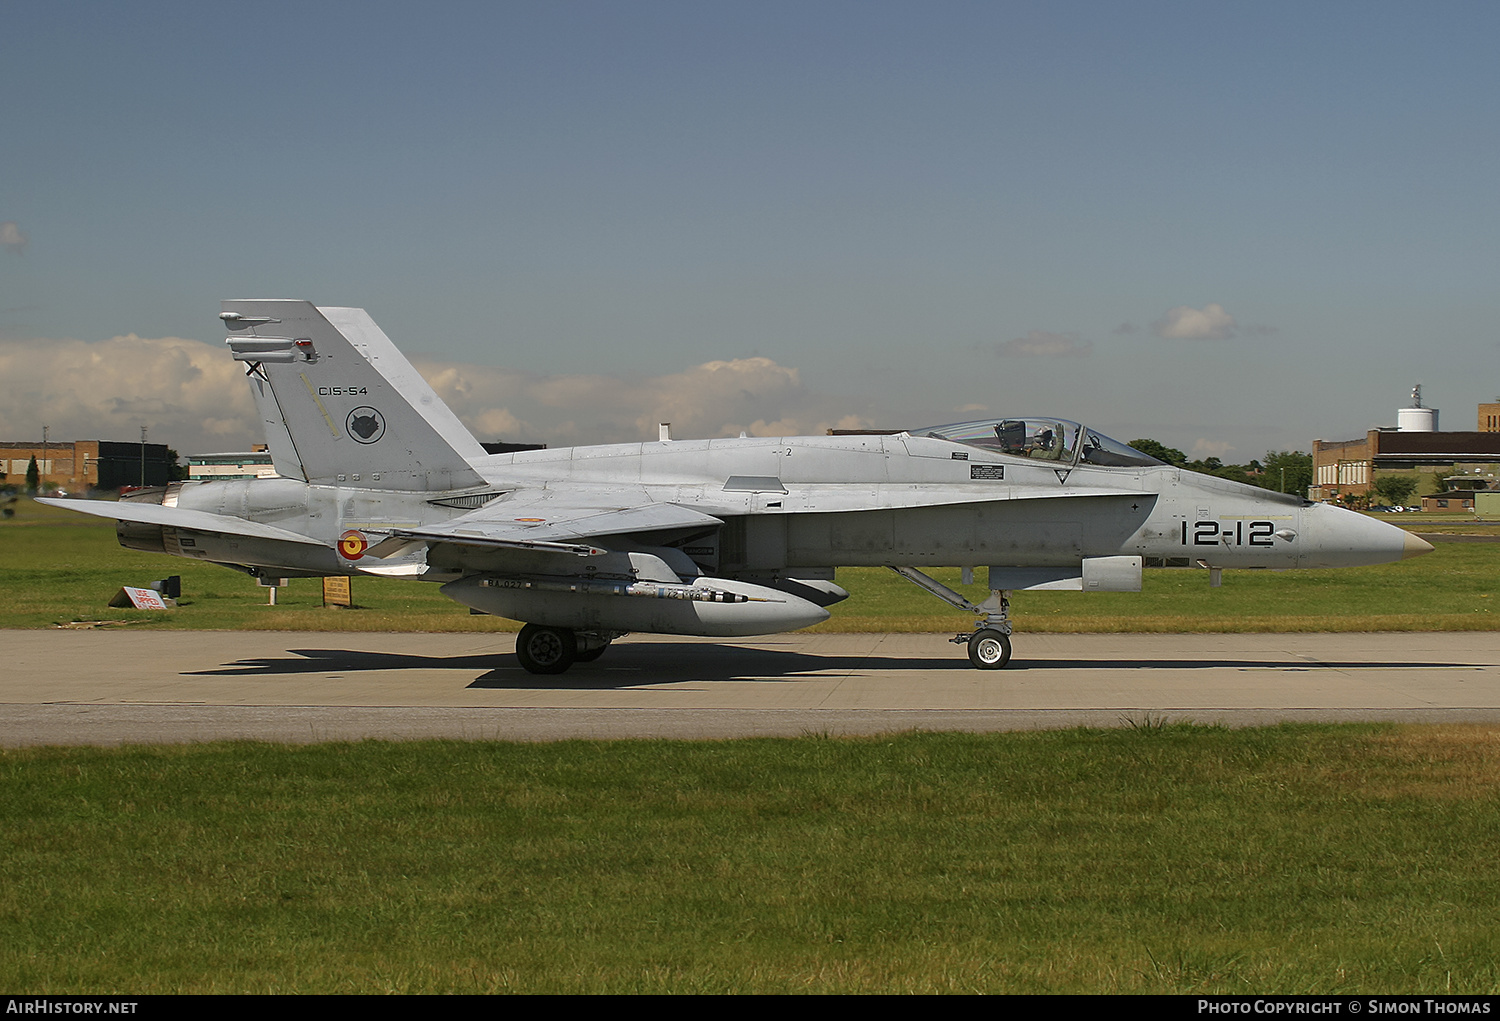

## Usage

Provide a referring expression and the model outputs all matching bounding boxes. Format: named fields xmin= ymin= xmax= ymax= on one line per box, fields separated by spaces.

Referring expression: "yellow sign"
xmin=322 ymin=575 xmax=353 ymax=608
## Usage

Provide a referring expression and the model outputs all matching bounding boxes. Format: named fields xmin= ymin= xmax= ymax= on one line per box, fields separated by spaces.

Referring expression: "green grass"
xmin=3 ymin=725 xmax=1498 ymax=993
xmin=6 ymin=504 xmax=1496 ymax=993
xmin=4 ymin=498 xmax=1494 ymax=633
xmin=0 ymin=498 xmax=505 ymax=632
xmin=825 ymin=548 xmax=1500 ymax=633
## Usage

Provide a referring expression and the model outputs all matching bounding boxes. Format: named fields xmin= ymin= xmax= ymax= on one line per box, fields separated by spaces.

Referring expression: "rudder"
xmin=222 ymin=299 xmax=485 ymax=492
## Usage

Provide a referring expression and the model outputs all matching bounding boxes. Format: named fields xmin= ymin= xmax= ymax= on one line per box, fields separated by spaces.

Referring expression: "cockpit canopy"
xmin=912 ymin=418 xmax=1166 ymax=469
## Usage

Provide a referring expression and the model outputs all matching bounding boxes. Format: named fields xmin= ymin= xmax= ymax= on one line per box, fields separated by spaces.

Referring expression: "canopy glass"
xmin=912 ymin=418 xmax=1165 ymax=469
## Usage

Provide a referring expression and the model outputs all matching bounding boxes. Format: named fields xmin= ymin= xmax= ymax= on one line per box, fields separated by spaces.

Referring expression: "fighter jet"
xmin=43 ymin=300 xmax=1432 ymax=673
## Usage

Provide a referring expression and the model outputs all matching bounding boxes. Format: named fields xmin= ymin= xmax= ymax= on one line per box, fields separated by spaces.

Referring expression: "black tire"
xmin=515 ymin=624 xmax=578 ymax=675
xmin=967 ymin=628 xmax=1012 ymax=670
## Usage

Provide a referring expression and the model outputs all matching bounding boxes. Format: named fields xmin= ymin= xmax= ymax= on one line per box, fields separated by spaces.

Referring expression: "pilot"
xmin=1031 ymin=427 xmax=1062 ymax=460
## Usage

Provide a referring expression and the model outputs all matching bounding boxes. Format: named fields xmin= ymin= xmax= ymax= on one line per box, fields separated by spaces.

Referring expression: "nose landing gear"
xmin=889 ymin=567 xmax=1015 ymax=670
xmin=965 ymin=627 xmax=1012 ymax=670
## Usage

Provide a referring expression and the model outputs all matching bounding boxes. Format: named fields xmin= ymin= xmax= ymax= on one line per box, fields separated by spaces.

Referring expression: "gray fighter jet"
xmin=43 ymin=301 xmax=1432 ymax=673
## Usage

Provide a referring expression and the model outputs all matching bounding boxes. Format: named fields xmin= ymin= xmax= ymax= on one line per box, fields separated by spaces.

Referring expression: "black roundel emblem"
xmin=346 ymin=406 xmax=385 ymax=444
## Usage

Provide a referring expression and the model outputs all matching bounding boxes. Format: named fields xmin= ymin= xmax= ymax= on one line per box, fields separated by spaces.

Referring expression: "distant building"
xmin=1420 ymin=490 xmax=1480 ymax=512
xmin=1311 ymin=394 xmax=1500 ymax=502
xmin=0 ymin=440 xmax=176 ymax=491
xmin=187 ymin=446 xmax=278 ymax=481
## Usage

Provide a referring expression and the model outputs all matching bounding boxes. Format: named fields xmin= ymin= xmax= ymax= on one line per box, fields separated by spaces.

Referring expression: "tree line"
xmin=1128 ymin=439 xmax=1314 ymax=495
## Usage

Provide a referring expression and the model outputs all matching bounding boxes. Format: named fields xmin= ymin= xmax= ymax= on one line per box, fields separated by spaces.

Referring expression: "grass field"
xmin=3 ymin=498 xmax=1496 ymax=633
xmin=3 ymin=724 xmax=1498 ymax=994
xmin=5 ymin=500 xmax=1498 ymax=994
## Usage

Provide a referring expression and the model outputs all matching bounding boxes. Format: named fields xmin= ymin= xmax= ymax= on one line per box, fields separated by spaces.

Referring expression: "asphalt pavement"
xmin=3 ymin=629 xmax=1497 ymax=745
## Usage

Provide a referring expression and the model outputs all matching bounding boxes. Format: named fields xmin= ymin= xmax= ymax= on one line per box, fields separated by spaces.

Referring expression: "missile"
xmin=442 ymin=575 xmax=831 ymax=637
xmin=478 ymin=577 xmax=763 ymax=602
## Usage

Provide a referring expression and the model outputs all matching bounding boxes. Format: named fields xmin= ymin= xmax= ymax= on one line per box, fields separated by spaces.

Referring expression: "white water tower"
xmin=1397 ymin=384 xmax=1438 ymax=432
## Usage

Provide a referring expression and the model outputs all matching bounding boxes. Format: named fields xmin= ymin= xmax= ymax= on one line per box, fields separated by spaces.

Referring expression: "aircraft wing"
xmin=36 ymin=498 xmax=326 ymax=546
xmin=367 ymin=492 xmax=724 ymax=559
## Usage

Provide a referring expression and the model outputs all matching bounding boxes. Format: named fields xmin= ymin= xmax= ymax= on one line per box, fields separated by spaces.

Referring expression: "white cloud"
xmin=416 ymin=353 xmax=871 ymax=443
xmin=994 ymin=331 xmax=1091 ymax=357
xmin=0 ymin=222 xmax=27 ymax=253
xmin=0 ymin=335 xmax=256 ymax=451
xmin=1191 ymin=438 xmax=1234 ymax=459
xmin=0 ymin=335 xmax=867 ymax=455
xmin=1154 ymin=303 xmax=1237 ymax=340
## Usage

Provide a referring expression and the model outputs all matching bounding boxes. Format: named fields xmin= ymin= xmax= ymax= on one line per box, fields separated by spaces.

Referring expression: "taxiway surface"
xmin=3 ymin=629 xmax=1497 ymax=745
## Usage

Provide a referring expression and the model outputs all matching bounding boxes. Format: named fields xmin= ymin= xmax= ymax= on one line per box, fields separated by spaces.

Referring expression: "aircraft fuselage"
xmin=124 ymin=432 xmax=1416 ymax=580
xmin=55 ymin=298 xmax=1426 ymax=674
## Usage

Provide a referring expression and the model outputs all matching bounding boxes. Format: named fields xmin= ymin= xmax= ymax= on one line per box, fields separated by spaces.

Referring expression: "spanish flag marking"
xmin=338 ymin=530 xmax=369 ymax=560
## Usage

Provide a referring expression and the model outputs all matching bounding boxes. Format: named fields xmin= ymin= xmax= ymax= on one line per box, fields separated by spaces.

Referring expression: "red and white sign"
xmin=119 ymin=586 xmax=168 ymax=610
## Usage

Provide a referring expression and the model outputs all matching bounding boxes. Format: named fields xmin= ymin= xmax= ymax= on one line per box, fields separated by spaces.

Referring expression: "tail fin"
xmin=222 ymin=300 xmax=486 ymax=492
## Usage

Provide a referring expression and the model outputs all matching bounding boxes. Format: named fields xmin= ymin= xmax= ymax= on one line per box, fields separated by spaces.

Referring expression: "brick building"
xmin=1311 ymin=413 xmax=1500 ymax=502
xmin=0 ymin=440 xmax=177 ymax=492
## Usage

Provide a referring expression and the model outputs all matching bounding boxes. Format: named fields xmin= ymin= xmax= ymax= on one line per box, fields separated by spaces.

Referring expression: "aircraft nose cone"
xmin=1300 ymin=502 xmax=1426 ymax=568
xmin=1403 ymin=531 xmax=1435 ymax=559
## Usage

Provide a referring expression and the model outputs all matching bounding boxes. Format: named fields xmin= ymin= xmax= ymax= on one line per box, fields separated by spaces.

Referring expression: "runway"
xmin=3 ymin=629 xmax=1497 ymax=746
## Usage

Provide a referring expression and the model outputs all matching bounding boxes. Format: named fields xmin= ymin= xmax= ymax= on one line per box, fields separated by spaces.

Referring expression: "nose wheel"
xmin=966 ymin=628 xmax=1012 ymax=669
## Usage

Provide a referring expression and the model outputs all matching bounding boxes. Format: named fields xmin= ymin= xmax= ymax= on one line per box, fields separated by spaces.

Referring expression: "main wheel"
xmin=515 ymin=624 xmax=578 ymax=675
xmin=575 ymin=642 xmax=609 ymax=663
xmin=967 ymin=628 xmax=1012 ymax=670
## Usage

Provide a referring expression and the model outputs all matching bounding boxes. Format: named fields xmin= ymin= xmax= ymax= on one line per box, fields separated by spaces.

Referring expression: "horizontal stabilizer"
xmin=36 ymin=498 xmax=326 ymax=546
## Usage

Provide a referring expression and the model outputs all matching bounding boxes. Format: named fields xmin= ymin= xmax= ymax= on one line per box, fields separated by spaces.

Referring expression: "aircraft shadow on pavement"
xmin=185 ymin=643 xmax=967 ymax=689
xmin=464 ymin=643 xmax=974 ymax=688
xmin=183 ymin=644 xmax=1481 ymax=690
xmin=1016 ymin=658 xmax=1479 ymax=671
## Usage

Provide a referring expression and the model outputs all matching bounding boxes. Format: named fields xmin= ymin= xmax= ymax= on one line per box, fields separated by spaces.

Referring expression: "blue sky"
xmin=3 ymin=1 xmax=1498 ymax=457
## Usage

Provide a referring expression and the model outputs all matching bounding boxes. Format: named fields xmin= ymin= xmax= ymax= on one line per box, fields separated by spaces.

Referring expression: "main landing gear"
xmin=514 ymin=624 xmax=622 ymax=675
xmin=889 ymin=567 xmax=1015 ymax=670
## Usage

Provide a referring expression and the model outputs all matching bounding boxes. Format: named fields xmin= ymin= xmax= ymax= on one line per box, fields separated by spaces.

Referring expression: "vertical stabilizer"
xmin=222 ymin=300 xmax=485 ymax=492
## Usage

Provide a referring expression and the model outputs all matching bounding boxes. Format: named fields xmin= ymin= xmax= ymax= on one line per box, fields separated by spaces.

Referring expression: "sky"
xmin=3 ymin=0 xmax=1498 ymax=461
